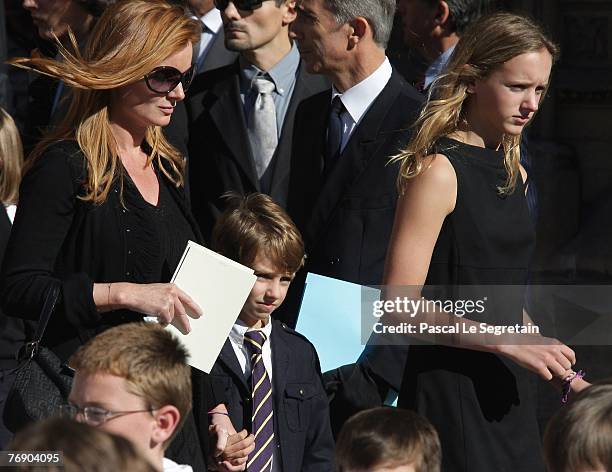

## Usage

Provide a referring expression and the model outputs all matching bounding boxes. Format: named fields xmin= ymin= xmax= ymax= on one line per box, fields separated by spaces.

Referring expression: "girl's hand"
xmin=496 ymin=335 xmax=575 ymax=380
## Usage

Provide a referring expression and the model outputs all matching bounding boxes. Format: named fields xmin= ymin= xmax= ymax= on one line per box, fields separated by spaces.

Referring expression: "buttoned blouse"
xmin=0 ymin=140 xmax=201 ymax=361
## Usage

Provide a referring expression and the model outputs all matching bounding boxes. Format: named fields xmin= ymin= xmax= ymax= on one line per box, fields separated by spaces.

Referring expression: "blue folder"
xmin=295 ymin=272 xmax=381 ymax=373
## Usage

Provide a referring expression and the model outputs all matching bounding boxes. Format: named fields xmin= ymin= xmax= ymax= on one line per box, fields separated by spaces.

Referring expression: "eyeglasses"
xmin=214 ymin=0 xmax=271 ymax=11
xmin=144 ymin=66 xmax=195 ymax=94
xmin=59 ymin=403 xmax=155 ymax=426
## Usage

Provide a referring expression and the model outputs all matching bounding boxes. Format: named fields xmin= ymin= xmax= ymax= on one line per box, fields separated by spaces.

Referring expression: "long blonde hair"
xmin=9 ymin=0 xmax=200 ymax=205
xmin=0 ymin=108 xmax=24 ymax=205
xmin=393 ymin=12 xmax=559 ymax=195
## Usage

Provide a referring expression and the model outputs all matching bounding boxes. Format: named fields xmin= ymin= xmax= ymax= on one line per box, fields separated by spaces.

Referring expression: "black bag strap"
xmin=23 ymin=283 xmax=61 ymax=361
xmin=0 ymin=283 xmax=61 ymax=378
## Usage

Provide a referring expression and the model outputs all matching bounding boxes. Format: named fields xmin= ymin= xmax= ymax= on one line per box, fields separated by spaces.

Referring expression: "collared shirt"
xmin=228 ymin=319 xmax=280 ymax=472
xmin=163 ymin=458 xmax=193 ymax=472
xmin=239 ymin=42 xmax=300 ymax=138
xmin=191 ymin=8 xmax=223 ymax=72
xmin=330 ymin=57 xmax=392 ymax=153
xmin=228 ymin=319 xmax=274 ymax=381
xmin=4 ymin=204 xmax=16 ymax=224
xmin=424 ymin=44 xmax=455 ymax=89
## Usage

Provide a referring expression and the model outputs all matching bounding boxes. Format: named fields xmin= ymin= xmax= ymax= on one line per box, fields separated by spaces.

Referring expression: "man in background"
xmin=186 ymin=0 xmax=327 ymax=239
xmin=184 ymin=0 xmax=237 ymax=74
xmin=396 ymin=0 xmax=493 ymax=90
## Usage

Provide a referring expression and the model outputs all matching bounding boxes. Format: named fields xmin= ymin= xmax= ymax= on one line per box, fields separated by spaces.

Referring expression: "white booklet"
xmin=165 ymin=240 xmax=257 ymax=373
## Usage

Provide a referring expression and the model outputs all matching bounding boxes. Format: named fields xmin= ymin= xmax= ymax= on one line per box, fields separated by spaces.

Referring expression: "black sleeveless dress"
xmin=398 ymin=137 xmax=544 ymax=472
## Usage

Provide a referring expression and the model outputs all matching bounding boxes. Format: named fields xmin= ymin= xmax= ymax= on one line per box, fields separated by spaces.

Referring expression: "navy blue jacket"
xmin=210 ymin=319 xmax=334 ymax=472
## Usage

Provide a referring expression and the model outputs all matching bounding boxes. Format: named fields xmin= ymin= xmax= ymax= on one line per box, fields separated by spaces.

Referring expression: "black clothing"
xmin=0 ymin=205 xmax=26 ymax=450
xmin=123 ymin=169 xmax=196 ymax=284
xmin=282 ymin=70 xmax=422 ymax=436
xmin=0 ymin=141 xmax=212 ymax=469
xmin=0 ymin=206 xmax=27 ymax=368
xmin=288 ymin=70 xmax=422 ymax=295
xmin=398 ymin=137 xmax=543 ymax=472
xmin=210 ymin=320 xmax=334 ymax=472
xmin=0 ymin=141 xmax=201 ymax=360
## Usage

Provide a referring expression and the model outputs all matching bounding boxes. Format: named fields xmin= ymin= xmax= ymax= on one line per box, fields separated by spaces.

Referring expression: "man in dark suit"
xmin=288 ymin=0 xmax=422 ymax=300
xmin=186 ymin=0 xmax=328 ymax=239
xmin=286 ymin=0 xmax=423 ymax=435
xmin=185 ymin=0 xmax=238 ymax=74
xmin=210 ymin=193 xmax=334 ymax=472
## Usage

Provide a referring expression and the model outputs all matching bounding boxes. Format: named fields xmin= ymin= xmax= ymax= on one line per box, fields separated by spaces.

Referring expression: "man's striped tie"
xmin=244 ymin=330 xmax=274 ymax=472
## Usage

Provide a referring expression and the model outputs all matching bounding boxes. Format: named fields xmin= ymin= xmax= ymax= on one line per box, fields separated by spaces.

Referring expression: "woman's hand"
xmin=494 ymin=335 xmax=576 ymax=380
xmin=94 ymin=282 xmax=202 ymax=334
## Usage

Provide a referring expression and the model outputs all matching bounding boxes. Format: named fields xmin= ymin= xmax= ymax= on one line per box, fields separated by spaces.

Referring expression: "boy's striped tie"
xmin=244 ymin=330 xmax=274 ymax=472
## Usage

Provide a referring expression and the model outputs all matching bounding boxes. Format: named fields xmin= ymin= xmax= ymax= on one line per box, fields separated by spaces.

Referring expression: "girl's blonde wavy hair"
xmin=0 ymin=108 xmax=24 ymax=205
xmin=393 ymin=12 xmax=559 ymax=195
xmin=9 ymin=0 xmax=200 ymax=205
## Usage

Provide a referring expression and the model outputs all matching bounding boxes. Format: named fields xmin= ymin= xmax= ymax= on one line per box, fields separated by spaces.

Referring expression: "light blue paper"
xmin=295 ymin=272 xmax=380 ymax=373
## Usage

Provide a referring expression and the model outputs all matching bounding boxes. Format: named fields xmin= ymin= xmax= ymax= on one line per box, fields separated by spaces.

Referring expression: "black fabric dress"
xmin=398 ymin=137 xmax=543 ymax=472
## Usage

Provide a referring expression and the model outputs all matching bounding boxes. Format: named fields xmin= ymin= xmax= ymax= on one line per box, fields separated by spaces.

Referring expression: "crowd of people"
xmin=0 ymin=0 xmax=610 ymax=471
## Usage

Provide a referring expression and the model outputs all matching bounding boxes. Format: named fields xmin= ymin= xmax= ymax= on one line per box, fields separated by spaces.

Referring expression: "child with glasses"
xmin=210 ymin=192 xmax=335 ymax=472
xmin=64 ymin=321 xmax=252 ymax=472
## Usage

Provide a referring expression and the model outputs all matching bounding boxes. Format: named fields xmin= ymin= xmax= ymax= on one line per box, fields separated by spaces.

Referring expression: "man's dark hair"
xmin=424 ymin=0 xmax=497 ymax=34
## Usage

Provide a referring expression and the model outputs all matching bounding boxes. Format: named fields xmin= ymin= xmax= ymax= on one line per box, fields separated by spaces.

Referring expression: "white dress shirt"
xmin=162 ymin=458 xmax=193 ymax=472
xmin=191 ymin=8 xmax=223 ymax=72
xmin=331 ymin=57 xmax=393 ymax=153
xmin=228 ymin=319 xmax=280 ymax=472
xmin=4 ymin=204 xmax=16 ymax=224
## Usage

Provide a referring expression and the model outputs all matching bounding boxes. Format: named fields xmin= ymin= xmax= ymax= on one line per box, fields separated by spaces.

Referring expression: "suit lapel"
xmin=307 ymin=73 xmax=403 ymax=244
xmin=207 ymin=69 xmax=260 ymax=191
xmin=200 ymin=32 xmax=238 ymax=73
xmin=217 ymin=338 xmax=250 ymax=394
xmin=270 ymin=64 xmax=324 ymax=201
xmin=287 ymin=90 xmax=329 ymax=233
xmin=0 ymin=206 xmax=11 ymax=256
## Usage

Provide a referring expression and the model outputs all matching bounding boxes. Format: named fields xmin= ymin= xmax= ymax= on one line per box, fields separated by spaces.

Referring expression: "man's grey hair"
xmin=324 ymin=0 xmax=396 ymax=49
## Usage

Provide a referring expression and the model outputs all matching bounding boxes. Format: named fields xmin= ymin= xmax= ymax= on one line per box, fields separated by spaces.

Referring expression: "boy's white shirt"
xmin=228 ymin=318 xmax=273 ymax=381
xmin=163 ymin=457 xmax=193 ymax=472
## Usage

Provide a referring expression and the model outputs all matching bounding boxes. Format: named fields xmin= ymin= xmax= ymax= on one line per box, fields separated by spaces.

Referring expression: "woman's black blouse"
xmin=0 ymin=140 xmax=201 ymax=361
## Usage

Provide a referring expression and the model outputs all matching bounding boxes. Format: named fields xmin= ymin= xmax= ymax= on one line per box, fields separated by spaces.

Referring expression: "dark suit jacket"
xmin=286 ymin=69 xmax=422 ymax=305
xmin=196 ymin=30 xmax=238 ymax=74
xmin=186 ymin=59 xmax=329 ymax=240
xmin=0 ymin=207 xmax=10 ymax=266
xmin=0 ymin=206 xmax=28 ymax=369
xmin=210 ymin=320 xmax=334 ymax=472
xmin=282 ymin=70 xmax=423 ymax=435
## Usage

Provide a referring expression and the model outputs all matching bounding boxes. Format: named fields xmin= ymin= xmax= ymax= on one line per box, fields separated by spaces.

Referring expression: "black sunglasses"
xmin=144 ymin=66 xmax=195 ymax=94
xmin=214 ymin=0 xmax=270 ymax=11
